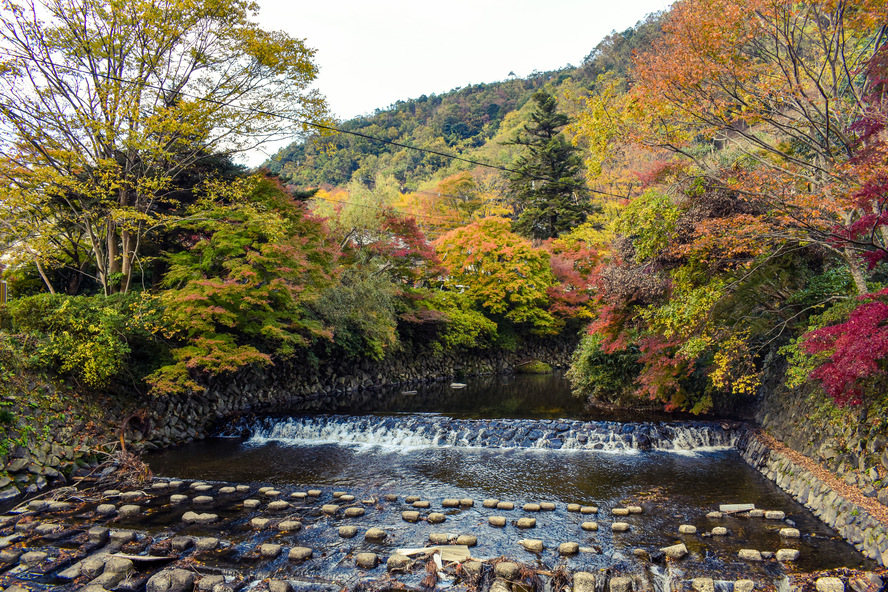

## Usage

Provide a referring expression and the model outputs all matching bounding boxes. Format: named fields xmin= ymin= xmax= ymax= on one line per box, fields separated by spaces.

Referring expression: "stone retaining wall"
xmin=738 ymin=430 xmax=888 ymax=566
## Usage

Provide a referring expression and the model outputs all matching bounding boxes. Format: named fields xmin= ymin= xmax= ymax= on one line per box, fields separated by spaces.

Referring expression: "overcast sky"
xmin=248 ymin=0 xmax=672 ymax=164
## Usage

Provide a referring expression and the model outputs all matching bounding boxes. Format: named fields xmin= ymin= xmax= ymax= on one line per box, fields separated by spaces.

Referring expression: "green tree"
xmin=507 ymin=90 xmax=595 ymax=239
xmin=0 ymin=0 xmax=327 ymax=295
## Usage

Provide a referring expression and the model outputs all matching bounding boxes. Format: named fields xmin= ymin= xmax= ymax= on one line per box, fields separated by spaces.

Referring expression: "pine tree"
xmin=507 ymin=90 xmax=596 ymax=239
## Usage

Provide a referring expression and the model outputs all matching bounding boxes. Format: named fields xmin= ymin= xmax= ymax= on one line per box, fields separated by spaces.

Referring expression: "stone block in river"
xmin=516 ymin=517 xmax=536 ymax=528
xmin=109 ymin=530 xmax=135 ymax=545
xmin=340 ymin=494 xmax=355 ymax=502
xmin=573 ymin=572 xmax=597 ymax=592
xmin=412 ymin=500 xmax=430 ymax=509
xmin=80 ymin=554 xmax=107 ymax=578
xmin=104 ymin=556 xmax=134 ymax=574
xmin=269 ymin=581 xmax=293 ymax=592
xmin=121 ymin=491 xmax=145 ymax=501
xmin=692 ymin=578 xmax=715 ymax=592
xmin=321 ymin=504 xmax=339 ymax=514
xmin=307 ymin=490 xmax=321 ymax=497
xmin=170 ymin=495 xmax=188 ymax=504
xmin=678 ymin=524 xmax=697 ymax=534
xmin=460 ymin=498 xmax=474 ymax=507
xmin=456 ymin=535 xmax=477 ymax=546
xmin=195 ymin=537 xmax=219 ymax=551
xmin=463 ymin=560 xmax=483 ymax=576
xmin=567 ymin=503 xmax=581 ymax=512
xmin=747 ymin=509 xmax=765 ymax=518
xmin=580 ymin=506 xmax=598 ymax=514
xmin=27 ymin=500 xmax=47 ymax=511
xmin=291 ymin=492 xmax=307 ymax=500
xmin=365 ymin=527 xmax=386 ymax=541
xmin=540 ymin=502 xmax=556 ymax=510
xmin=519 ymin=538 xmax=544 ymax=552
xmin=47 ymin=501 xmax=71 ymax=512
xmin=405 ymin=495 xmax=420 ymax=503
xmin=559 ymin=542 xmax=579 ymax=555
xmin=612 ymin=508 xmax=629 ymax=516
xmin=495 ymin=561 xmax=519 ymax=579
xmin=734 ymin=581 xmax=754 ymax=592
xmin=765 ymin=510 xmax=786 ymax=520
xmin=146 ymin=568 xmax=194 ymax=592
xmin=259 ymin=543 xmax=281 ymax=558
xmin=612 ymin=522 xmax=630 ymax=532
xmin=388 ymin=553 xmax=412 ymax=571
xmin=218 ymin=487 xmax=236 ymax=494
xmin=489 ymin=516 xmax=507 ymax=527
xmin=402 ymin=511 xmax=420 ymax=522
xmin=780 ymin=527 xmax=800 ymax=538
xmin=610 ymin=576 xmax=632 ymax=592
xmin=88 ymin=527 xmax=110 ymax=544
xmin=103 ymin=489 xmax=121 ymax=497
xmin=776 ymin=548 xmax=800 ymax=561
xmin=491 ymin=579 xmax=511 ymax=592
xmin=582 ymin=521 xmax=599 ymax=531
xmin=198 ymin=575 xmax=224 ymax=591
xmin=236 ymin=485 xmax=250 ymax=493
xmin=339 ymin=525 xmax=358 ymax=538
xmin=193 ymin=496 xmax=213 ymax=505
xmin=496 ymin=501 xmax=515 ymax=510
xmin=711 ymin=527 xmax=728 ymax=536
xmin=279 ymin=520 xmax=302 ymax=531
xmin=268 ymin=500 xmax=290 ymax=512
xmin=384 ymin=494 xmax=399 ymax=502
xmin=21 ymin=550 xmax=48 ymax=567
xmin=34 ymin=522 xmax=63 ymax=536
xmin=289 ymin=547 xmax=312 ymax=561
xmin=428 ymin=512 xmax=446 ymax=523
xmin=171 ymin=536 xmax=195 ymax=551
xmin=738 ymin=549 xmax=762 ymax=561
xmin=442 ymin=498 xmax=460 ymax=507
xmin=356 ymin=552 xmax=378 ymax=568
xmin=659 ymin=543 xmax=687 ymax=559
xmin=628 ymin=506 xmax=642 ymax=514
xmin=183 ymin=511 xmax=217 ymax=524
xmin=706 ymin=511 xmax=723 ymax=519
xmin=483 ymin=498 xmax=500 ymax=508
xmin=524 ymin=503 xmax=540 ymax=512
xmin=243 ymin=499 xmax=260 ymax=509
xmin=251 ymin=518 xmax=270 ymax=529
xmin=816 ymin=578 xmax=845 ymax=592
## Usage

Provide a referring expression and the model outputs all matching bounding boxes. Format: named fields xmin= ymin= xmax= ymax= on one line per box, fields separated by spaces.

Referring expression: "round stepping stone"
xmin=581 ymin=521 xmax=599 ymax=531
xmin=384 ymin=494 xmax=399 ymax=502
xmin=463 ymin=561 xmax=483 ymax=576
xmin=402 ymin=511 xmax=420 ymax=522
xmin=291 ymin=492 xmax=307 ymax=500
xmin=196 ymin=537 xmax=219 ymax=551
xmin=660 ymin=543 xmax=688 ymax=559
xmin=48 ymin=501 xmax=72 ymax=512
xmin=540 ymin=502 xmax=556 ymax=511
xmin=289 ymin=547 xmax=312 ymax=561
xmin=412 ymin=500 xmax=430 ymax=509
xmin=459 ymin=499 xmax=474 ymax=507
xmin=429 ymin=533 xmax=451 ymax=544
xmin=706 ymin=511 xmax=723 ymax=519
xmin=171 ymin=536 xmax=194 ymax=551
xmin=152 ymin=482 xmax=169 ymax=490
xmin=307 ymin=490 xmax=321 ymax=497
xmin=428 ymin=512 xmax=446 ymax=523
xmin=361 ymin=498 xmax=376 ymax=505
xmin=780 ymin=527 xmax=800 ymax=538
xmin=243 ymin=499 xmax=261 ymax=509
xmin=456 ymin=535 xmax=477 ymax=546
xmin=567 ymin=503 xmax=581 ymax=512
xmin=442 ymin=499 xmax=460 ymax=508
xmin=482 ymin=498 xmax=499 ymax=508
xmin=523 ymin=503 xmax=540 ymax=512
xmin=519 ymin=539 xmax=544 ymax=552
xmin=580 ymin=506 xmax=598 ymax=514
xmin=183 ymin=512 xmax=217 ymax=524
xmin=193 ymin=496 xmax=213 ymax=505
xmin=628 ymin=506 xmax=643 ymax=514
xmin=333 ymin=491 xmax=346 ymax=498
xmin=765 ymin=510 xmax=786 ymax=520
xmin=170 ymin=494 xmax=188 ymax=504
xmin=612 ymin=508 xmax=629 ymax=516
xmin=268 ymin=501 xmax=291 ymax=512
xmin=259 ymin=544 xmax=281 ymax=558
xmin=96 ymin=504 xmax=117 ymax=515
xmin=236 ymin=485 xmax=250 ymax=493
xmin=169 ymin=481 xmax=185 ymax=489
xmin=388 ymin=554 xmax=411 ymax=571
xmin=218 ymin=487 xmax=236 ymax=494
xmin=497 ymin=501 xmax=515 ymax=510
xmin=340 ymin=495 xmax=355 ymax=502
xmin=344 ymin=507 xmax=365 ymax=517
xmin=356 ymin=552 xmax=378 ymax=568
xmin=192 ymin=485 xmax=213 ymax=493
xmin=258 ymin=486 xmax=272 ymax=493
xmin=264 ymin=490 xmax=281 ymax=498
xmin=321 ymin=504 xmax=340 ymax=514
xmin=278 ymin=520 xmax=302 ymax=532
xmin=489 ymin=516 xmax=507 ymax=527
xmin=121 ymin=491 xmax=144 ymax=501
xmin=104 ymin=489 xmax=121 ymax=497
xmin=365 ymin=528 xmax=386 ymax=541
xmin=612 ymin=522 xmax=630 ymax=532
xmin=517 ymin=517 xmax=536 ymax=528
xmin=748 ymin=509 xmax=765 ymax=518
xmin=495 ymin=562 xmax=519 ymax=579
xmin=119 ymin=505 xmax=140 ymax=518
xmin=776 ymin=549 xmax=799 ymax=561
xmin=251 ymin=518 xmax=270 ymax=530
xmin=711 ymin=527 xmax=728 ymax=536
xmin=405 ymin=496 xmax=420 ymax=503
xmin=339 ymin=525 xmax=358 ymax=538
xmin=738 ymin=549 xmax=762 ymax=561
xmin=679 ymin=524 xmax=697 ymax=534
xmin=559 ymin=542 xmax=580 ymax=555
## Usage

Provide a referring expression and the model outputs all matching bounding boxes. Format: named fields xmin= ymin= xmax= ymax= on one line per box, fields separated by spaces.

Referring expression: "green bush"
xmin=566 ymin=332 xmax=641 ymax=406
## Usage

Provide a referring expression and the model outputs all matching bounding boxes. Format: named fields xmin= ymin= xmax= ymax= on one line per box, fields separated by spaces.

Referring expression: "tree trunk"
xmin=845 ymin=249 xmax=869 ymax=296
xmin=107 ymin=219 xmax=120 ymax=294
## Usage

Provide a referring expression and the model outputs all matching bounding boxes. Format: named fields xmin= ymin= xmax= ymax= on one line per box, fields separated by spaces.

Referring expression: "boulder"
xmin=259 ymin=544 xmax=281 ymax=558
xmin=776 ymin=548 xmax=800 ymax=561
xmin=495 ymin=561 xmax=519 ymax=579
xmin=610 ymin=577 xmax=632 ymax=592
xmin=519 ymin=538 xmax=544 ymax=552
xmin=574 ymin=572 xmax=597 ymax=592
xmin=356 ymin=552 xmax=378 ymax=568
xmin=678 ymin=524 xmax=696 ymax=534
xmin=660 ymin=543 xmax=688 ymax=559
xmin=365 ymin=527 xmax=386 ymax=541
xmin=402 ymin=511 xmax=420 ymax=522
xmin=388 ymin=553 xmax=411 ymax=571
xmin=559 ymin=542 xmax=580 ymax=555
xmin=428 ymin=512 xmax=446 ymax=523
xmin=288 ymin=547 xmax=312 ymax=561
xmin=738 ymin=549 xmax=762 ymax=561
xmin=339 ymin=525 xmax=358 ymax=538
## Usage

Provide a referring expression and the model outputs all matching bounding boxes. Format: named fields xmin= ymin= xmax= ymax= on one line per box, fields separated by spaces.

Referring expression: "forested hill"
xmin=264 ymin=12 xmax=663 ymax=190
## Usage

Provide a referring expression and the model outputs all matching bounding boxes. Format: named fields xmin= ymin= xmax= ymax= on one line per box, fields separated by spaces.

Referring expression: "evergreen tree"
xmin=507 ymin=91 xmax=596 ymax=239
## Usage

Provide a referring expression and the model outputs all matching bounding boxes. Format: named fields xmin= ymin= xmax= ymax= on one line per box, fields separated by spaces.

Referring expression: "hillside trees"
xmin=0 ymin=0 xmax=326 ymax=295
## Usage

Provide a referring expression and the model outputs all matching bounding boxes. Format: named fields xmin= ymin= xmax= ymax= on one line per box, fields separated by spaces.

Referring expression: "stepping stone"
xmin=151 ymin=482 xmax=169 ymax=491
xmin=258 ymin=486 xmax=273 ymax=493
xmin=251 ymin=518 xmax=270 ymax=530
xmin=259 ymin=543 xmax=281 ymax=559
xmin=567 ymin=503 xmax=581 ymax=512
xmin=195 ymin=538 xmax=219 ymax=551
xmin=612 ymin=508 xmax=629 ymax=516
xmin=182 ymin=512 xmax=217 ymax=524
xmin=236 ymin=485 xmax=250 ymax=493
xmin=268 ymin=501 xmax=291 ymax=512
xmin=35 ymin=523 xmax=64 ymax=536
xmin=405 ymin=496 xmax=420 ymax=503
xmin=678 ymin=524 xmax=697 ymax=534
xmin=339 ymin=526 xmax=358 ymax=538
xmin=192 ymin=485 xmax=213 ymax=493
xmin=361 ymin=498 xmax=376 ymax=505
xmin=429 ymin=533 xmax=452 ymax=544
xmin=428 ymin=512 xmax=446 ymax=523
xmin=611 ymin=577 xmax=633 ymax=592
xmin=660 ymin=543 xmax=687 ymax=559
xmin=738 ymin=549 xmax=762 ymax=561
xmin=269 ymin=581 xmax=292 ymax=592
xmin=460 ymin=498 xmax=474 ymax=507
xmin=628 ymin=506 xmax=643 ymax=514
xmin=816 ymin=578 xmax=844 ymax=592
xmin=365 ymin=527 xmax=386 ymax=541
xmin=711 ymin=527 xmax=728 ymax=536
xmin=48 ymin=501 xmax=72 ymax=512
xmin=21 ymin=551 xmax=48 ymax=566
xmin=483 ymin=498 xmax=499 ymax=508
xmin=279 ymin=520 xmax=302 ymax=532
xmin=581 ymin=521 xmax=599 ymax=531
xmin=322 ymin=504 xmax=340 ymax=514
xmin=748 ymin=509 xmax=765 ymax=518
xmin=344 ymin=507 xmax=365 ymax=517
xmin=88 ymin=527 xmax=110 ymax=544
xmin=734 ymin=581 xmax=754 ymax=592
xmin=559 ymin=542 xmax=579 ymax=555
xmin=776 ymin=549 xmax=800 ymax=561
xmin=169 ymin=481 xmax=185 ymax=488
xmin=333 ymin=491 xmax=346 ymax=498
xmin=110 ymin=530 xmax=135 ymax=545
xmin=442 ymin=499 xmax=460 ymax=508
xmin=104 ymin=490 xmax=121 ymax=497
xmin=456 ymin=534 xmax=477 ymax=546
xmin=612 ymin=522 xmax=630 ymax=532
xmin=402 ymin=511 xmax=420 ymax=522
xmin=28 ymin=500 xmax=48 ymax=511
xmin=780 ymin=527 xmax=800 ymax=538
xmin=264 ymin=490 xmax=281 ymax=498
xmin=580 ymin=506 xmax=598 ymax=514
xmin=765 ymin=510 xmax=786 ymax=520
xmin=171 ymin=536 xmax=195 ymax=551
xmin=692 ymin=578 xmax=715 ymax=592
xmin=495 ymin=562 xmax=519 ymax=579
xmin=384 ymin=494 xmax=399 ymax=502
xmin=463 ymin=561 xmax=483 ymax=576
xmin=307 ymin=490 xmax=321 ymax=497
xmin=519 ymin=539 xmax=544 ymax=552
xmin=340 ymin=495 xmax=355 ymax=502
xmin=105 ymin=556 xmax=134 ymax=574
xmin=540 ymin=502 xmax=556 ymax=511
xmin=193 ymin=496 xmax=214 ymax=505
xmin=218 ymin=487 xmax=236 ymax=494
xmin=706 ymin=511 xmax=723 ymax=519
xmin=289 ymin=547 xmax=312 ymax=561
xmin=170 ymin=495 xmax=188 ymax=504
xmin=489 ymin=516 xmax=507 ymax=527
xmin=524 ymin=503 xmax=541 ymax=512
xmin=388 ymin=554 xmax=411 ymax=571
xmin=516 ymin=517 xmax=536 ymax=528
xmin=291 ymin=492 xmax=307 ymax=500
xmin=497 ymin=501 xmax=515 ymax=510
xmin=243 ymin=499 xmax=261 ymax=509
xmin=356 ymin=552 xmax=378 ymax=568
xmin=413 ymin=500 xmax=430 ymax=508
xmin=121 ymin=491 xmax=144 ymax=501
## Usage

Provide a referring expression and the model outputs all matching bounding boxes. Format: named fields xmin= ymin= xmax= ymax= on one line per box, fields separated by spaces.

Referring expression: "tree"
xmin=507 ymin=90 xmax=596 ymax=240
xmin=0 ymin=0 xmax=327 ymax=295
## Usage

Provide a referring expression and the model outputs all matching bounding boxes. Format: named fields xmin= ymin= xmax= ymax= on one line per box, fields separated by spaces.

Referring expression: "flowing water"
xmin=147 ymin=374 xmax=872 ymax=581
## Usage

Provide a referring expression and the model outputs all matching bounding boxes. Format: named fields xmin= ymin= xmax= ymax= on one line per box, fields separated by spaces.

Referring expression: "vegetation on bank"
xmin=2 ymin=0 xmax=888 ymax=429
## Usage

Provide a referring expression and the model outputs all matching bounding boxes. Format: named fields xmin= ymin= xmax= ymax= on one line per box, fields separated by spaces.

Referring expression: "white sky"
xmin=248 ymin=0 xmax=672 ymax=164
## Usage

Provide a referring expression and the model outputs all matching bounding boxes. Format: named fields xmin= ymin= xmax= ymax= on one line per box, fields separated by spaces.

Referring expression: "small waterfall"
xmin=648 ymin=565 xmax=675 ymax=592
xmin=240 ymin=414 xmax=739 ymax=452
